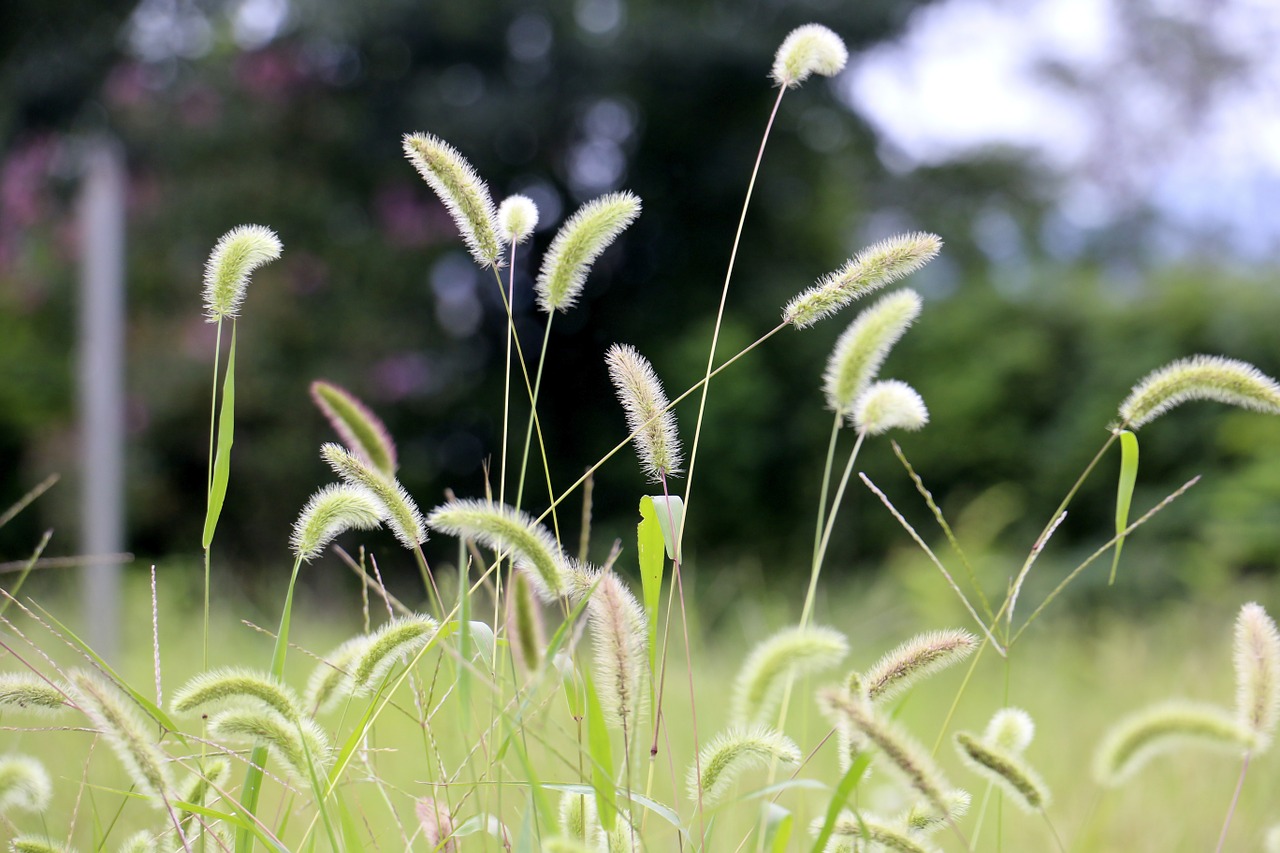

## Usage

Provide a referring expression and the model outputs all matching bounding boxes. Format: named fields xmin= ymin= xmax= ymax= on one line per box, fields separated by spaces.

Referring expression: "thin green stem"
xmin=203 ymin=319 xmax=224 ymax=672
xmin=812 ymin=414 xmax=842 ymax=564
xmin=1215 ymin=753 xmax=1251 ymax=853
xmin=800 ymin=429 xmax=866 ymax=628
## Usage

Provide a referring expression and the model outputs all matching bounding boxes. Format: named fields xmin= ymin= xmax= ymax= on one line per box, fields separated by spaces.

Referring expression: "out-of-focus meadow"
xmin=3 ymin=1 xmax=1280 ymax=850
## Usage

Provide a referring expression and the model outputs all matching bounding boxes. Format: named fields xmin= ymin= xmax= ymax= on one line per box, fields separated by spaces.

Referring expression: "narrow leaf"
xmin=583 ymin=672 xmax=617 ymax=833
xmin=809 ymin=753 xmax=871 ymax=853
xmin=1110 ymin=429 xmax=1139 ymax=585
xmin=649 ymin=495 xmax=684 ymax=562
xmin=764 ymin=803 xmax=793 ymax=853
xmin=203 ymin=330 xmax=237 ymax=549
xmin=637 ymin=497 xmax=666 ymax=676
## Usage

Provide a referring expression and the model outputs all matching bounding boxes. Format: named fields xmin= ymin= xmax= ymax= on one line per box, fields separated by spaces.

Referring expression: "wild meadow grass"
xmin=2 ymin=20 xmax=1280 ymax=853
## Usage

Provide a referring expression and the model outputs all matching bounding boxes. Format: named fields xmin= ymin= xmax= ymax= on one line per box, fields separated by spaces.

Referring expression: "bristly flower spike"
xmin=854 ymin=380 xmax=929 ymax=435
xmin=170 ymin=667 xmax=302 ymax=721
xmin=824 ymin=289 xmax=923 ymax=415
xmin=9 ymin=836 xmax=72 ymax=853
xmin=784 ymin=232 xmax=941 ymax=329
xmin=69 ymin=671 xmax=172 ymax=804
xmin=605 ymin=344 xmax=683 ymax=483
xmin=772 ymin=23 xmax=848 ymax=89
xmin=321 ymin=442 xmax=427 ymax=550
xmin=861 ymin=628 xmax=977 ymax=703
xmin=1093 ymin=700 xmax=1255 ymax=786
xmin=985 ymin=707 xmax=1036 ymax=754
xmin=427 ymin=498 xmax=569 ymax=600
xmin=402 ymin=132 xmax=503 ymax=267
xmin=1234 ymin=601 xmax=1280 ymax=751
xmin=575 ymin=564 xmax=648 ymax=732
xmin=498 ymin=195 xmax=539 ymax=244
xmin=691 ymin=725 xmax=801 ymax=804
xmin=731 ymin=625 xmax=848 ymax=726
xmin=954 ymin=730 xmax=1050 ymax=812
xmin=202 ymin=225 xmax=282 ymax=322
xmin=0 ymin=756 xmax=52 ymax=814
xmin=0 ymin=673 xmax=69 ymax=715
xmin=208 ymin=707 xmax=330 ymax=781
xmin=350 ymin=614 xmax=440 ymax=693
xmin=290 ymin=483 xmax=386 ymax=562
xmin=310 ymin=380 xmax=398 ymax=477
xmin=536 ymin=192 xmax=641 ymax=313
xmin=1118 ymin=355 xmax=1280 ymax=429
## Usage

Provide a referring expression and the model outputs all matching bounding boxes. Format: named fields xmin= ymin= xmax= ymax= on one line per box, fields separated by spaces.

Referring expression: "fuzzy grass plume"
xmin=1094 ymin=700 xmax=1255 ymax=785
xmin=498 ymin=195 xmax=539 ymax=244
xmin=321 ymin=442 xmax=426 ymax=550
xmin=731 ymin=625 xmax=848 ymax=725
xmin=0 ymin=672 xmax=68 ymax=715
xmin=899 ymin=789 xmax=972 ymax=836
xmin=1234 ymin=601 xmax=1280 ymax=750
xmin=289 ymin=483 xmax=386 ymax=562
xmin=304 ymin=636 xmax=367 ymax=714
xmin=819 ymin=687 xmax=951 ymax=810
xmin=954 ymin=730 xmax=1050 ymax=812
xmin=822 ymin=811 xmax=940 ymax=853
xmin=209 ymin=708 xmax=330 ymax=781
xmin=823 ymin=289 xmax=923 ymax=416
xmin=427 ymin=498 xmax=568 ymax=600
xmin=310 ymin=380 xmax=398 ymax=477
xmin=772 ymin=24 xmax=848 ymax=89
xmin=536 ymin=192 xmax=641 ymax=313
xmin=691 ymin=725 xmax=801 ymax=804
xmin=350 ymin=614 xmax=440 ymax=693
xmin=605 ymin=344 xmax=683 ymax=483
xmin=784 ymin=233 xmax=941 ymax=329
xmin=171 ymin=667 xmax=301 ymax=721
xmin=68 ymin=671 xmax=172 ymax=802
xmin=416 ymin=797 xmax=457 ymax=851
xmin=854 ymin=380 xmax=929 ymax=435
xmin=578 ymin=565 xmax=648 ymax=731
xmin=860 ymin=628 xmax=976 ymax=703
xmin=0 ymin=756 xmax=51 ymax=814
xmin=116 ymin=832 xmax=157 ymax=853
xmin=201 ymin=224 xmax=282 ymax=322
xmin=985 ymin=707 xmax=1036 ymax=753
xmin=402 ymin=132 xmax=502 ymax=267
xmin=1118 ymin=355 xmax=1280 ymax=429
xmin=9 ymin=837 xmax=73 ymax=853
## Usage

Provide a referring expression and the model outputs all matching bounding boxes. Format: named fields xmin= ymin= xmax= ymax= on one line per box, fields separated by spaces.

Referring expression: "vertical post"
xmin=78 ymin=137 xmax=126 ymax=663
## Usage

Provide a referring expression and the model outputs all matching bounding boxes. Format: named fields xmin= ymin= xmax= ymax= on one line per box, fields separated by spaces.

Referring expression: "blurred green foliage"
xmin=1 ymin=0 xmax=1277 ymax=601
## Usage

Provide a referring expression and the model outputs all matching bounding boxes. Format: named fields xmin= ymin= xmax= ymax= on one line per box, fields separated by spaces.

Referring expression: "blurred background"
xmin=3 ymin=0 xmax=1280 ymax=623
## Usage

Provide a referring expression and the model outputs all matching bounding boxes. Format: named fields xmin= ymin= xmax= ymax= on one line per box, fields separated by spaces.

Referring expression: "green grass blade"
xmin=457 ymin=539 xmax=472 ymax=709
xmin=1109 ymin=429 xmax=1139 ymax=585
xmin=203 ymin=327 xmax=237 ymax=549
xmin=649 ymin=495 xmax=684 ymax=562
xmin=809 ymin=752 xmax=871 ymax=853
xmin=764 ymin=803 xmax=793 ymax=853
xmin=637 ymin=497 xmax=666 ymax=676
xmin=544 ymin=783 xmax=686 ymax=834
xmin=583 ymin=671 xmax=617 ymax=833
xmin=0 ymin=530 xmax=51 ymax=621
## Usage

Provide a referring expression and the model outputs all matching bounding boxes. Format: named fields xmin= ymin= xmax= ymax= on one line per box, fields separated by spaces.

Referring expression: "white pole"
xmin=78 ymin=137 xmax=126 ymax=663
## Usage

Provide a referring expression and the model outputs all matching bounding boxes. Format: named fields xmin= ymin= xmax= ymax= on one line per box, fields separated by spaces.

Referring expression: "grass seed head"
xmin=350 ymin=614 xmax=440 ymax=693
xmin=115 ymin=832 xmax=157 ymax=853
xmin=954 ymin=731 xmax=1050 ymax=812
xmin=772 ymin=24 xmax=848 ymax=88
xmin=416 ymin=797 xmax=457 ymax=851
xmin=69 ymin=671 xmax=172 ymax=804
xmin=427 ymin=498 xmax=569 ymax=600
xmin=854 ymin=380 xmax=929 ymax=436
xmin=209 ymin=707 xmax=330 ymax=781
xmin=1118 ymin=354 xmax=1280 ymax=429
xmin=823 ymin=289 xmax=923 ymax=416
xmin=536 ymin=192 xmax=641 ymax=313
xmin=9 ymin=836 xmax=73 ymax=853
xmin=0 ymin=756 xmax=51 ymax=815
xmin=290 ymin=483 xmax=386 ymax=563
xmin=578 ymin=565 xmax=648 ymax=732
xmin=310 ymin=380 xmax=398 ymax=477
xmin=304 ymin=636 xmax=368 ymax=715
xmin=731 ymin=625 xmax=849 ymax=726
xmin=691 ymin=725 xmax=802 ymax=805
xmin=862 ymin=629 xmax=976 ymax=703
xmin=321 ymin=442 xmax=427 ymax=550
xmin=171 ymin=667 xmax=301 ymax=721
xmin=984 ymin=707 xmax=1036 ymax=754
xmin=827 ymin=810 xmax=941 ymax=853
xmin=899 ymin=789 xmax=972 ymax=835
xmin=201 ymin=224 xmax=281 ymax=322
xmin=0 ymin=673 xmax=69 ymax=716
xmin=498 ymin=194 xmax=539 ymax=244
xmin=605 ymin=343 xmax=683 ymax=483
xmin=1234 ymin=601 xmax=1280 ymax=751
xmin=402 ymin=132 xmax=503 ymax=267
xmin=1093 ymin=699 xmax=1255 ymax=786
xmin=784 ymin=233 xmax=941 ymax=329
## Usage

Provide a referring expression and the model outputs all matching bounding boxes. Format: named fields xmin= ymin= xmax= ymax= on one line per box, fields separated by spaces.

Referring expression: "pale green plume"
xmin=68 ymin=671 xmax=172 ymax=803
xmin=290 ymin=483 xmax=386 ymax=562
xmin=784 ymin=233 xmax=941 ymax=329
xmin=605 ymin=343 xmax=683 ymax=483
xmin=498 ymin=194 xmax=539 ymax=244
xmin=0 ymin=672 xmax=69 ymax=715
xmin=310 ymin=380 xmax=398 ymax=477
xmin=209 ymin=707 xmax=330 ymax=781
xmin=577 ymin=564 xmax=648 ymax=732
xmin=201 ymin=224 xmax=282 ymax=322
xmin=854 ymin=380 xmax=929 ymax=436
xmin=177 ymin=758 xmax=230 ymax=819
xmin=954 ymin=730 xmax=1050 ymax=812
xmin=322 ymin=442 xmax=427 ymax=550
xmin=536 ymin=191 xmax=641 ymax=313
xmin=1234 ymin=601 xmax=1280 ymax=751
xmin=691 ymin=725 xmax=801 ymax=804
xmin=115 ymin=832 xmax=156 ymax=853
xmin=10 ymin=836 xmax=74 ymax=853
xmin=507 ymin=570 xmax=546 ymax=675
xmin=559 ymin=790 xmax=594 ymax=841
xmin=1118 ymin=354 xmax=1280 ymax=429
xmin=819 ymin=687 xmax=951 ymax=811
xmin=0 ymin=756 xmax=51 ymax=814
xmin=402 ymin=132 xmax=503 ymax=267
xmin=350 ymin=614 xmax=440 ymax=693
xmin=416 ymin=797 xmax=457 ymax=851
xmin=427 ymin=498 xmax=568 ymax=601
xmin=899 ymin=789 xmax=972 ymax=836
xmin=823 ymin=289 xmax=923 ymax=416
xmin=824 ymin=811 xmax=940 ymax=853
xmin=861 ymin=629 xmax=976 ymax=703
xmin=171 ymin=667 xmax=301 ymax=721
xmin=772 ymin=23 xmax=848 ymax=89
xmin=985 ymin=706 xmax=1035 ymax=753
xmin=731 ymin=625 xmax=848 ymax=726
xmin=304 ymin=635 xmax=367 ymax=714
xmin=1094 ymin=700 xmax=1254 ymax=786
